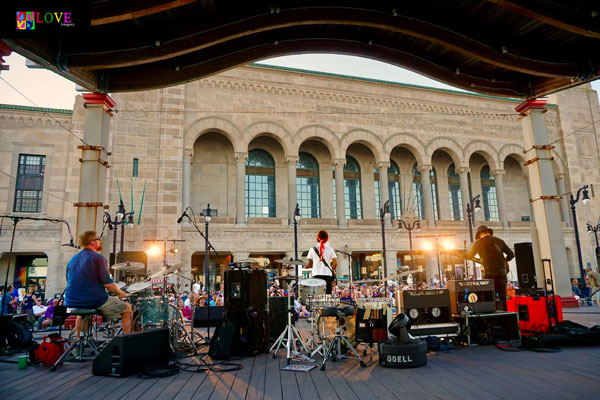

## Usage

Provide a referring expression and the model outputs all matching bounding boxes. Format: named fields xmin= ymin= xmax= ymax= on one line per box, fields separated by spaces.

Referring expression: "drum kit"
xmin=106 ymin=261 xmax=199 ymax=350
xmin=269 ymin=259 xmax=366 ymax=369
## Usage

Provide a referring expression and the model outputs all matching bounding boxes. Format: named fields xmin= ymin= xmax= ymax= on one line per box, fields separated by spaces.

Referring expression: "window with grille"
xmin=448 ymin=164 xmax=464 ymax=220
xmin=481 ymin=166 xmax=499 ymax=221
xmin=344 ymin=156 xmax=362 ymax=219
xmin=374 ymin=161 xmax=401 ymax=220
xmin=246 ymin=149 xmax=275 ymax=218
xmin=14 ymin=154 xmax=46 ymax=213
xmin=296 ymin=152 xmax=320 ymax=218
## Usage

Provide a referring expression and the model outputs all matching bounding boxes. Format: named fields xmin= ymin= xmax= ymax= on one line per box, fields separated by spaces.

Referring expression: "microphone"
xmin=177 ymin=208 xmax=189 ymax=224
xmin=62 ymin=240 xmax=80 ymax=249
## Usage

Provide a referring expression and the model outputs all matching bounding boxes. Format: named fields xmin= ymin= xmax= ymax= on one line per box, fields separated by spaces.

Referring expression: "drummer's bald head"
xmin=79 ymin=231 xmax=97 ymax=248
xmin=317 ymin=230 xmax=329 ymax=241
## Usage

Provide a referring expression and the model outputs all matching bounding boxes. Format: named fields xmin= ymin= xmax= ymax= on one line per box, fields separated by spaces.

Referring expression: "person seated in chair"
xmin=65 ymin=231 xmax=132 ymax=336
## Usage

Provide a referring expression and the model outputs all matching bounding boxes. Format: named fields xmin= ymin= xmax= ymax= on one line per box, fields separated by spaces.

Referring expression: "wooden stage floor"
xmin=1 ymin=311 xmax=600 ymax=400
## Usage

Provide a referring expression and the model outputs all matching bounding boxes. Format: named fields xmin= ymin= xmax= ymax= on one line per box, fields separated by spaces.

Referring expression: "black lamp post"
xmin=465 ymin=194 xmax=482 ymax=243
xmin=398 ymin=218 xmax=421 ymax=278
xmin=104 ymin=199 xmax=134 ymax=280
xmin=587 ymin=219 xmax=600 ymax=272
xmin=203 ymin=204 xmax=212 ymax=293
xmin=380 ymin=200 xmax=390 ymax=296
xmin=570 ymin=185 xmax=590 ymax=284
xmin=293 ymin=203 xmax=300 ymax=297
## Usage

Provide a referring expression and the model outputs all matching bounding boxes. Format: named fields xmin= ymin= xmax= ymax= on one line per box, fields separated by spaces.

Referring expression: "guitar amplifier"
xmin=396 ymin=289 xmax=451 ymax=325
xmin=447 ymin=280 xmax=495 ymax=314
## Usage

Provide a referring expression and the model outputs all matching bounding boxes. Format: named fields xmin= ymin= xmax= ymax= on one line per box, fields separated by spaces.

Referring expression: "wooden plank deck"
xmin=2 ymin=315 xmax=600 ymax=400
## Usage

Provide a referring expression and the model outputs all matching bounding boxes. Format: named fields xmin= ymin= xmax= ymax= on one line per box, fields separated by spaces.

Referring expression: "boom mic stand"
xmin=177 ymin=206 xmax=219 ymax=341
xmin=0 ymin=215 xmax=78 ymax=315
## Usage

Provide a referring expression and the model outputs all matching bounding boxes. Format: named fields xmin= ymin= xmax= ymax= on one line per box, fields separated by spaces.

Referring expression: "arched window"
xmin=344 ymin=156 xmax=362 ymax=219
xmin=411 ymin=164 xmax=439 ymax=220
xmin=481 ymin=166 xmax=499 ymax=221
xmin=296 ymin=152 xmax=320 ymax=218
xmin=375 ymin=162 xmax=402 ymax=219
xmin=246 ymin=149 xmax=275 ymax=218
xmin=448 ymin=164 xmax=463 ymax=221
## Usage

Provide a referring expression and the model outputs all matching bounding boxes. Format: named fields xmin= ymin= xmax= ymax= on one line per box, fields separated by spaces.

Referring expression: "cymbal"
xmin=274 ymin=259 xmax=306 ymax=266
xmin=275 ymin=276 xmax=299 ymax=281
xmin=150 ymin=262 xmax=185 ymax=278
xmin=112 ymin=261 xmax=145 ymax=271
xmin=127 ymin=281 xmax=152 ymax=293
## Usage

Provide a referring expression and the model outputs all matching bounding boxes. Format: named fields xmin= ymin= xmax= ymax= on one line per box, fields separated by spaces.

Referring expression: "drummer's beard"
xmin=96 ymin=242 xmax=103 ymax=252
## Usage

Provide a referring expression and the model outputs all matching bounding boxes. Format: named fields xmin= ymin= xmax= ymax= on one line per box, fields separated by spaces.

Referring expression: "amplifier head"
xmin=447 ymin=280 xmax=496 ymax=314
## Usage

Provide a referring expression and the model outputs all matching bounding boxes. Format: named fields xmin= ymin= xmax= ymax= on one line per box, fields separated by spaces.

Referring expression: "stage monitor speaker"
xmin=396 ymin=289 xmax=451 ymax=324
xmin=227 ymin=310 xmax=269 ymax=356
xmin=447 ymin=280 xmax=495 ymax=314
xmin=92 ymin=328 xmax=171 ymax=377
xmin=268 ymin=297 xmax=287 ymax=341
xmin=224 ymin=269 xmax=267 ymax=313
xmin=514 ymin=242 xmax=538 ymax=293
xmin=193 ymin=306 xmax=224 ymax=328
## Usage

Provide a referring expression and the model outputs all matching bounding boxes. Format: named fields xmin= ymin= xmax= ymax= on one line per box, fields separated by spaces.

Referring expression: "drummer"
xmin=305 ymin=229 xmax=337 ymax=294
xmin=65 ymin=231 xmax=133 ymax=335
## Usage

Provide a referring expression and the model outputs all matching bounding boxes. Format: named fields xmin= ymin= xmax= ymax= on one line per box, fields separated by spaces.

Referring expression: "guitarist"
xmin=306 ymin=230 xmax=338 ymax=294
xmin=467 ymin=225 xmax=514 ymax=311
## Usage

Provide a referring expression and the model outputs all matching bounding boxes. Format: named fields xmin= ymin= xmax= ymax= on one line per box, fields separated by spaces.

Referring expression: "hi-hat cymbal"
xmin=274 ymin=259 xmax=306 ymax=266
xmin=112 ymin=261 xmax=145 ymax=271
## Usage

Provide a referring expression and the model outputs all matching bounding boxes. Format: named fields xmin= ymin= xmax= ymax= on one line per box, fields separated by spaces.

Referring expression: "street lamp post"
xmin=398 ymin=218 xmax=421 ymax=278
xmin=293 ymin=203 xmax=300 ymax=298
xmin=104 ymin=199 xmax=134 ymax=279
xmin=570 ymin=185 xmax=590 ymax=284
xmin=587 ymin=219 xmax=600 ymax=272
xmin=465 ymin=194 xmax=482 ymax=243
xmin=380 ymin=200 xmax=390 ymax=296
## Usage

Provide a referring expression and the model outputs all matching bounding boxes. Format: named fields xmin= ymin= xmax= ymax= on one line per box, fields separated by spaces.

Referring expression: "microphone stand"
xmin=0 ymin=215 xmax=77 ymax=314
xmin=180 ymin=206 xmax=219 ymax=342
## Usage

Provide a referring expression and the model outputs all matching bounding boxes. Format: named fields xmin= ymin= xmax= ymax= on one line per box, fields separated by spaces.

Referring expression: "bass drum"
xmin=298 ymin=278 xmax=326 ymax=305
xmin=315 ymin=312 xmax=357 ymax=348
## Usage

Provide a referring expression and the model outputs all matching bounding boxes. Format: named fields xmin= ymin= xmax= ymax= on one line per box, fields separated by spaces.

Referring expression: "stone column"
xmin=459 ymin=167 xmax=470 ymax=222
xmin=419 ymin=164 xmax=435 ymax=228
xmin=182 ymin=149 xmax=192 ymax=212
xmin=492 ymin=169 xmax=509 ymax=228
xmin=556 ymin=174 xmax=571 ymax=227
xmin=286 ymin=155 xmax=299 ymax=224
xmin=524 ymin=170 xmax=543 ymax=287
xmin=334 ymin=158 xmax=347 ymax=226
xmin=517 ymin=99 xmax=571 ymax=297
xmin=234 ymin=152 xmax=247 ymax=225
xmin=75 ymin=93 xmax=115 ymax=237
xmin=377 ymin=161 xmax=392 ymax=226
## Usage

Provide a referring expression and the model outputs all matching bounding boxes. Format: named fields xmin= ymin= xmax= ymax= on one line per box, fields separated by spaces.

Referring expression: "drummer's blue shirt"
xmin=65 ymin=249 xmax=113 ymax=308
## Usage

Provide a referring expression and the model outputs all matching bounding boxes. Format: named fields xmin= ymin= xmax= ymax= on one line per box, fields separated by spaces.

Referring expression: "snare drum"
xmin=299 ymin=278 xmax=326 ymax=305
xmin=138 ymin=296 xmax=169 ymax=326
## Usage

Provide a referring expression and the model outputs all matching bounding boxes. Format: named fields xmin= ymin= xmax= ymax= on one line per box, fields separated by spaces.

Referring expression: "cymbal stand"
xmin=170 ymin=272 xmax=209 ymax=349
xmin=270 ymin=282 xmax=310 ymax=364
xmin=168 ymin=304 xmax=198 ymax=352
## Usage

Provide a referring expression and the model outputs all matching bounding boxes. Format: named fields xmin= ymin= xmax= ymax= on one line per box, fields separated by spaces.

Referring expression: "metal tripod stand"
xmin=269 ymin=283 xmax=310 ymax=364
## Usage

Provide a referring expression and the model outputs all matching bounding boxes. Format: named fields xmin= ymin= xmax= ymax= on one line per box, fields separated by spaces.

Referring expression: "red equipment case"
xmin=506 ymin=295 xmax=563 ymax=335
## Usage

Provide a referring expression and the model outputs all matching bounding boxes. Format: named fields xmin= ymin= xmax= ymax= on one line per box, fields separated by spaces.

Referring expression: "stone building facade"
xmin=1 ymin=64 xmax=600 ymax=298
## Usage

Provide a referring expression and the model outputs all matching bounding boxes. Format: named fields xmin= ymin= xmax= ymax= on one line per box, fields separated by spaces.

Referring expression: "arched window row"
xmin=245 ymin=149 xmax=502 ymax=222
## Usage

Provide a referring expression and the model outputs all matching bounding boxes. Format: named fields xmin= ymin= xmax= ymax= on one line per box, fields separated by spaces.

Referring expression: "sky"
xmin=0 ymin=52 xmax=599 ymax=109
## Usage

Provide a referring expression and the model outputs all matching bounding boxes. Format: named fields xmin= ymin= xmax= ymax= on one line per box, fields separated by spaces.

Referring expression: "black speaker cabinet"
xmin=224 ymin=269 xmax=267 ymax=313
xmin=268 ymin=297 xmax=287 ymax=341
xmin=514 ymin=242 xmax=538 ymax=293
xmin=447 ymin=280 xmax=496 ymax=314
xmin=227 ymin=310 xmax=269 ymax=356
xmin=397 ymin=289 xmax=451 ymax=324
xmin=92 ymin=328 xmax=171 ymax=377
xmin=193 ymin=306 xmax=225 ymax=328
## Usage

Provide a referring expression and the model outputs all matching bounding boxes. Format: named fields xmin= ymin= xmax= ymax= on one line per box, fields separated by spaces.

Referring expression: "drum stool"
xmin=320 ymin=305 xmax=365 ymax=370
xmin=51 ymin=308 xmax=101 ymax=371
